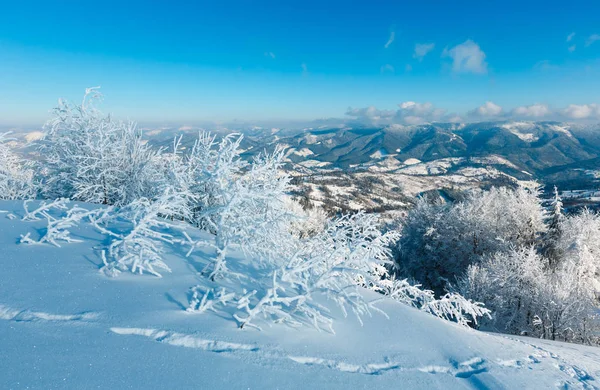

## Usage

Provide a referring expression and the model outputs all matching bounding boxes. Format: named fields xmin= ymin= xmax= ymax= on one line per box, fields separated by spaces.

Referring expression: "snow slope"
xmin=1 ymin=200 xmax=599 ymax=389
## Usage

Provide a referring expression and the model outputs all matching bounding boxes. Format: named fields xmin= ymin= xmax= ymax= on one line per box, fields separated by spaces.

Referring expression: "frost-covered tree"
xmin=39 ymin=88 xmax=159 ymax=205
xmin=543 ymin=186 xmax=564 ymax=266
xmin=184 ymin=133 xmax=296 ymax=280
xmin=397 ymin=186 xmax=546 ymax=294
xmin=0 ymin=132 xmax=35 ymax=200
xmin=459 ymin=246 xmax=547 ymax=335
xmin=554 ymin=209 xmax=600 ymax=300
xmin=460 ymin=245 xmax=599 ymax=343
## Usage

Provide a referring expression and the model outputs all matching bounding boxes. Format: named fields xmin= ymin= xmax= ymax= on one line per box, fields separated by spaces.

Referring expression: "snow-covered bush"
xmin=396 ymin=186 xmax=546 ymax=294
xmin=0 ymin=132 xmax=35 ymax=200
xmin=19 ymin=198 xmax=101 ymax=247
xmin=94 ymin=188 xmax=191 ymax=277
xmin=188 ymin=212 xmax=400 ymax=332
xmin=184 ymin=133 xmax=297 ymax=280
xmin=373 ymin=274 xmax=490 ymax=327
xmin=39 ymin=88 xmax=159 ymax=205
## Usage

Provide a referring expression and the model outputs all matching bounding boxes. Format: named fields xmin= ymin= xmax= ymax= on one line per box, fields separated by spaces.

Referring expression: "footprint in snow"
xmin=0 ymin=304 xmax=99 ymax=323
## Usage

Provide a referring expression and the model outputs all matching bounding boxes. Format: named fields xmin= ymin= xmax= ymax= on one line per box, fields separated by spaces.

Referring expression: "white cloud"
xmin=442 ymin=40 xmax=488 ymax=74
xmin=380 ymin=64 xmax=395 ymax=73
xmin=405 ymin=64 xmax=413 ymax=72
xmin=512 ymin=104 xmax=552 ymax=118
xmin=567 ymin=32 xmax=576 ymax=42
xmin=384 ymin=31 xmax=395 ymax=49
xmin=586 ymin=34 xmax=600 ymax=47
xmin=346 ymin=102 xmax=446 ymax=125
xmin=562 ymin=103 xmax=600 ymax=119
xmin=398 ymin=101 xmax=442 ymax=116
xmin=345 ymin=101 xmax=600 ymax=125
xmin=469 ymin=101 xmax=503 ymax=117
xmin=413 ymin=43 xmax=435 ymax=61
xmin=568 ymin=45 xmax=576 ymax=52
xmin=346 ymin=106 xmax=395 ymax=121
xmin=396 ymin=101 xmax=447 ymax=124
xmin=264 ymin=52 xmax=276 ymax=59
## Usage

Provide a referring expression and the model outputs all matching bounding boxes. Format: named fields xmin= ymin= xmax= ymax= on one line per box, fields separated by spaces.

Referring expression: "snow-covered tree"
xmin=543 ymin=186 xmax=564 ymax=265
xmin=39 ymin=88 xmax=159 ymax=206
xmin=0 ymin=132 xmax=35 ymax=200
xmin=397 ymin=186 xmax=547 ymax=294
xmin=284 ymin=197 xmax=328 ymax=238
xmin=460 ymin=245 xmax=599 ymax=343
xmin=554 ymin=209 xmax=600 ymax=300
xmin=459 ymin=246 xmax=547 ymax=335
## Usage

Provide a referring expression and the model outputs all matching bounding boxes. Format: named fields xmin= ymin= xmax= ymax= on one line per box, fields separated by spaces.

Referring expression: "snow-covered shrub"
xmin=184 ymin=134 xmax=297 ymax=280
xmin=39 ymin=88 xmax=159 ymax=205
xmin=187 ymin=287 xmax=236 ymax=314
xmin=397 ymin=186 xmax=546 ymax=294
xmin=19 ymin=198 xmax=104 ymax=247
xmin=188 ymin=212 xmax=400 ymax=332
xmin=373 ymin=274 xmax=490 ymax=327
xmin=0 ymin=132 xmax=35 ymax=200
xmin=537 ymin=258 xmax=600 ymax=343
xmin=94 ymin=188 xmax=191 ymax=277
xmin=21 ymin=198 xmax=70 ymax=222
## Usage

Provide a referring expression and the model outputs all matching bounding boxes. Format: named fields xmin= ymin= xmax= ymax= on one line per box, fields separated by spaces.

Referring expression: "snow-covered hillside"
xmin=1 ymin=200 xmax=599 ymax=389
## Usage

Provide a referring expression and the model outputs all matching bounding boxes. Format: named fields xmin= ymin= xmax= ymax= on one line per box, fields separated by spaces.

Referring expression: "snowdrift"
xmin=1 ymin=200 xmax=599 ymax=389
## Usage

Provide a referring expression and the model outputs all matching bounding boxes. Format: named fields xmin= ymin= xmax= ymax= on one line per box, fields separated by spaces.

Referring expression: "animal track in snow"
xmin=289 ymin=355 xmax=488 ymax=378
xmin=288 ymin=356 xmax=400 ymax=375
xmin=502 ymin=336 xmax=597 ymax=389
xmin=0 ymin=304 xmax=98 ymax=323
xmin=453 ymin=357 xmax=488 ymax=378
xmin=110 ymin=327 xmax=260 ymax=353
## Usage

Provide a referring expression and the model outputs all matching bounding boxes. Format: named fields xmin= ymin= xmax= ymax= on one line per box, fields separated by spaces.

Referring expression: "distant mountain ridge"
xmin=232 ymin=121 xmax=600 ymax=188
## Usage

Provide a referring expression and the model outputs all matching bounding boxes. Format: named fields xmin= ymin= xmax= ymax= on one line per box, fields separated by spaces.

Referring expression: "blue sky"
xmin=1 ymin=0 xmax=599 ymax=126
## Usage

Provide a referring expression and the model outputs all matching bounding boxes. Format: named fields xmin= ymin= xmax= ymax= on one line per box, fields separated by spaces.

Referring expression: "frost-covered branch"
xmin=99 ymin=188 xmax=190 ymax=277
xmin=20 ymin=199 xmax=102 ymax=247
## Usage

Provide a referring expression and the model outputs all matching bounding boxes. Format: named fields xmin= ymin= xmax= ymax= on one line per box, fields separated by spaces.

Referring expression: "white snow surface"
xmin=1 ymin=200 xmax=600 ymax=389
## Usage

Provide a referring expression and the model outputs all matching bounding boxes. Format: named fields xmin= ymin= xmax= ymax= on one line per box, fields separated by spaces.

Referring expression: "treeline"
xmin=394 ymin=187 xmax=600 ymax=344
